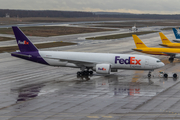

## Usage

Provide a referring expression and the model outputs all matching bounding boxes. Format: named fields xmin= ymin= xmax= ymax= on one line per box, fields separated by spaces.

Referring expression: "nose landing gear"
xmin=147 ymin=70 xmax=154 ymax=78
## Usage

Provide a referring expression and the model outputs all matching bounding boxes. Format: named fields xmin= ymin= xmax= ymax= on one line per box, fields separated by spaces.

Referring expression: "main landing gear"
xmin=77 ymin=71 xmax=93 ymax=77
xmin=169 ymin=57 xmax=174 ymax=63
xmin=169 ymin=55 xmax=175 ymax=63
xmin=77 ymin=67 xmax=94 ymax=80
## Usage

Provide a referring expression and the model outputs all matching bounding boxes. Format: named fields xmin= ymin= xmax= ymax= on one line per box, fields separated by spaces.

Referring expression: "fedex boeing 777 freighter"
xmin=11 ymin=26 xmax=164 ymax=77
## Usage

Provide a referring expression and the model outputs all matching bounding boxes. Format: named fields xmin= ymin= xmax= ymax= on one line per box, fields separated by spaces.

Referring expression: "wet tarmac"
xmin=0 ymin=22 xmax=179 ymax=119
xmin=0 ymin=52 xmax=179 ymax=120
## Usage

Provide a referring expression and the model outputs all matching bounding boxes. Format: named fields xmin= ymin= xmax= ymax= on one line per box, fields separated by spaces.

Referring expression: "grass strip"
xmin=86 ymin=31 xmax=158 ymax=40
xmin=0 ymin=41 xmax=76 ymax=53
xmin=0 ymin=26 xmax=113 ymax=37
xmin=0 ymin=37 xmax=14 ymax=41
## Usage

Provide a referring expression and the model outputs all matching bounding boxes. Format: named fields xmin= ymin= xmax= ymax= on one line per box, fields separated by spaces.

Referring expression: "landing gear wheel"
xmin=77 ymin=72 xmax=82 ymax=77
xmin=89 ymin=71 xmax=93 ymax=75
xmin=169 ymin=57 xmax=174 ymax=63
xmin=77 ymin=72 xmax=80 ymax=75
xmin=77 ymin=70 xmax=93 ymax=78
xmin=148 ymin=74 xmax=151 ymax=78
xmin=164 ymin=73 xmax=168 ymax=78
xmin=173 ymin=73 xmax=177 ymax=79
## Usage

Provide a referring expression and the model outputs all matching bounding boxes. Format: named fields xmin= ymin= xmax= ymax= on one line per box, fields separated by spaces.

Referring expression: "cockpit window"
xmin=156 ymin=60 xmax=161 ymax=63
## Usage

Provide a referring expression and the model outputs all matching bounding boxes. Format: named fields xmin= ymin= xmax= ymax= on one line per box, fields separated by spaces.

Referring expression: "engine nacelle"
xmin=175 ymin=54 xmax=180 ymax=58
xmin=95 ymin=64 xmax=111 ymax=74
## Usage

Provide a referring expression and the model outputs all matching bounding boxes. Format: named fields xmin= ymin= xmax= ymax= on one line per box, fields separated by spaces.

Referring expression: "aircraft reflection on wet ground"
xmin=113 ymin=82 xmax=161 ymax=97
xmin=10 ymin=73 xmax=175 ymax=103
xmin=77 ymin=74 xmax=92 ymax=80
xmin=76 ymin=71 xmax=179 ymax=98
xmin=12 ymin=84 xmax=45 ymax=102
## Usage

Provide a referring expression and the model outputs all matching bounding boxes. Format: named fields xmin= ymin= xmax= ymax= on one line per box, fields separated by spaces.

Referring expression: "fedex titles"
xmin=98 ymin=68 xmax=106 ymax=71
xmin=115 ymin=56 xmax=141 ymax=65
xmin=18 ymin=40 xmax=29 ymax=45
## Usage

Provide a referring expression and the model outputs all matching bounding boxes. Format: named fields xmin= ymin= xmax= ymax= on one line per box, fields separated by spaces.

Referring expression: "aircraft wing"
xmin=162 ymin=52 xmax=176 ymax=56
xmin=43 ymin=56 xmax=97 ymax=66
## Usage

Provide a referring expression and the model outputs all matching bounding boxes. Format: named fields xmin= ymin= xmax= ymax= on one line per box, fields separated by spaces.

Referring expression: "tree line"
xmin=1 ymin=9 xmax=180 ymax=19
xmin=0 ymin=9 xmax=95 ymax=18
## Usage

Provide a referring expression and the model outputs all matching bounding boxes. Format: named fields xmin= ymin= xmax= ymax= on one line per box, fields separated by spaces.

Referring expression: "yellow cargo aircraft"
xmin=159 ymin=32 xmax=180 ymax=48
xmin=132 ymin=35 xmax=180 ymax=63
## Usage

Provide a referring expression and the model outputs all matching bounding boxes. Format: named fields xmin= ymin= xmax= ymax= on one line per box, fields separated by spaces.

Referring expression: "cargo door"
xmin=145 ymin=59 xmax=149 ymax=65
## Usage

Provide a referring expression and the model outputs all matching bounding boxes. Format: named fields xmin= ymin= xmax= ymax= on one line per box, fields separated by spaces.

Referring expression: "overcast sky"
xmin=0 ymin=0 xmax=179 ymax=14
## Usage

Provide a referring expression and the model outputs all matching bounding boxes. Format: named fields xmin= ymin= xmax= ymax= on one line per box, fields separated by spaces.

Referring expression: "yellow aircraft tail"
xmin=132 ymin=35 xmax=148 ymax=48
xmin=159 ymin=32 xmax=172 ymax=44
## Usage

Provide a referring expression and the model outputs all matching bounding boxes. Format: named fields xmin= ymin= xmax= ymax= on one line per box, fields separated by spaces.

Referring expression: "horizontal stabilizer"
xmin=132 ymin=49 xmax=142 ymax=52
xmin=159 ymin=44 xmax=168 ymax=47
xmin=173 ymin=39 xmax=180 ymax=43
xmin=11 ymin=52 xmax=32 ymax=58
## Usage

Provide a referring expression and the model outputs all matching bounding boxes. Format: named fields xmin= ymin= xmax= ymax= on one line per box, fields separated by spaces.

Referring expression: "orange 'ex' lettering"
xmin=130 ymin=57 xmax=141 ymax=65
xmin=135 ymin=59 xmax=141 ymax=65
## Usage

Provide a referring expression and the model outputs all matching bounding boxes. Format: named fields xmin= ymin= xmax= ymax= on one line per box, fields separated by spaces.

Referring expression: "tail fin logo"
xmin=177 ymin=30 xmax=180 ymax=37
xmin=173 ymin=28 xmax=180 ymax=37
xmin=18 ymin=40 xmax=29 ymax=45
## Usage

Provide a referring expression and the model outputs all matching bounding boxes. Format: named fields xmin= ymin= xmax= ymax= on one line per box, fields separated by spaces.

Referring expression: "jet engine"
xmin=95 ymin=64 xmax=111 ymax=74
xmin=175 ymin=54 xmax=180 ymax=58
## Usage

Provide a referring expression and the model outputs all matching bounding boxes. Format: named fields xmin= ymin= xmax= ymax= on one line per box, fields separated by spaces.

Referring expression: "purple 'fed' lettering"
xmin=115 ymin=56 xmax=141 ymax=65
xmin=115 ymin=56 xmax=130 ymax=64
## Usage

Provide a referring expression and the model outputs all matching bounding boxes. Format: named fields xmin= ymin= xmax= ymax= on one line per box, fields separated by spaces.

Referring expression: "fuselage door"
xmin=145 ymin=59 xmax=149 ymax=65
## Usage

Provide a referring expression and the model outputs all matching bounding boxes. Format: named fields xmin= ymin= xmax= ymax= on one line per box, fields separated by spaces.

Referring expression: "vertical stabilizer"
xmin=172 ymin=28 xmax=180 ymax=39
xmin=12 ymin=26 xmax=38 ymax=52
xmin=159 ymin=32 xmax=172 ymax=44
xmin=132 ymin=35 xmax=147 ymax=48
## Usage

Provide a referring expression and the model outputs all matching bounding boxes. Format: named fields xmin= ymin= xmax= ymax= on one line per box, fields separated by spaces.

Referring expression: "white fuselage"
xmin=39 ymin=51 xmax=164 ymax=70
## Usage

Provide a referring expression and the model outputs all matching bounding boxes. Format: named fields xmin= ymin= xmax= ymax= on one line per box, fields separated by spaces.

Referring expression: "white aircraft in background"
xmin=11 ymin=26 xmax=164 ymax=78
xmin=129 ymin=23 xmax=138 ymax=32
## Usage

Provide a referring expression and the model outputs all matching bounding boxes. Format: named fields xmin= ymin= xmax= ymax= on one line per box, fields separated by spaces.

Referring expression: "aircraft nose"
xmin=158 ymin=62 xmax=165 ymax=68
